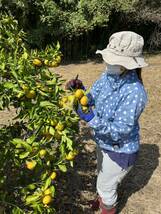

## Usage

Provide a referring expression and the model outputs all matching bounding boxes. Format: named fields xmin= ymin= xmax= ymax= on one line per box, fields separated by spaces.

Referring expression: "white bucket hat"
xmin=96 ymin=31 xmax=148 ymax=70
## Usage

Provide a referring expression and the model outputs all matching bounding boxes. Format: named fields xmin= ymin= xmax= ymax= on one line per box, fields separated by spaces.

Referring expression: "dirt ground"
xmin=0 ymin=54 xmax=161 ymax=214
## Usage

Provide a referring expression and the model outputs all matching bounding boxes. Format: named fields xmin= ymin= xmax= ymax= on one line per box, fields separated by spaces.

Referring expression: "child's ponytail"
xmin=135 ymin=68 xmax=143 ymax=84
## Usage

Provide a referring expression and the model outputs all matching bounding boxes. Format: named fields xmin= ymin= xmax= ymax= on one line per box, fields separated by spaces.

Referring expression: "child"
xmin=75 ymin=31 xmax=148 ymax=214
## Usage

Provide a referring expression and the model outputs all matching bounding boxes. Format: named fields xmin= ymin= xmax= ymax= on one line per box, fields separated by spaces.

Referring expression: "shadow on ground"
xmin=55 ymin=139 xmax=159 ymax=214
xmin=117 ymin=143 xmax=160 ymax=213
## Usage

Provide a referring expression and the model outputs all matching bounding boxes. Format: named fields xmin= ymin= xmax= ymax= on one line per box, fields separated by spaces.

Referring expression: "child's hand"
xmin=76 ymin=104 xmax=94 ymax=122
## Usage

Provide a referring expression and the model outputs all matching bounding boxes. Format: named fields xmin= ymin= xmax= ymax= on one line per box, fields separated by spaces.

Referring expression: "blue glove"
xmin=81 ymin=84 xmax=86 ymax=90
xmin=76 ymin=104 xmax=95 ymax=122
xmin=86 ymin=93 xmax=95 ymax=106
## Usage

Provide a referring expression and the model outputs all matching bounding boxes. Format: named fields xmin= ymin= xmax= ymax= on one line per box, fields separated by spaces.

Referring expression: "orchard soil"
xmin=0 ymin=54 xmax=161 ymax=214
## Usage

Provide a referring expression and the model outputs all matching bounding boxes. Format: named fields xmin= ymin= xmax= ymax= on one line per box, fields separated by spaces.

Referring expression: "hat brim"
xmin=96 ymin=49 xmax=148 ymax=70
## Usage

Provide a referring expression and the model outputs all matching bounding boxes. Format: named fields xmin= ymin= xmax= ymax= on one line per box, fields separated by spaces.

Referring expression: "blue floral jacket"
xmin=88 ymin=70 xmax=148 ymax=154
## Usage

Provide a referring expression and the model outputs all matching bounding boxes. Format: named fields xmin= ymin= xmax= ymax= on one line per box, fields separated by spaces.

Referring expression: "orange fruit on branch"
xmin=39 ymin=149 xmax=47 ymax=158
xmin=55 ymin=55 xmax=61 ymax=64
xmin=21 ymin=84 xmax=29 ymax=92
xmin=26 ymin=90 xmax=36 ymax=99
xmin=26 ymin=161 xmax=36 ymax=170
xmin=50 ymin=119 xmax=57 ymax=127
xmin=44 ymin=188 xmax=52 ymax=195
xmin=16 ymin=91 xmax=24 ymax=99
xmin=55 ymin=122 xmax=65 ymax=131
xmin=42 ymin=195 xmax=52 ymax=205
xmin=44 ymin=59 xmax=49 ymax=66
xmin=61 ymin=97 xmax=68 ymax=103
xmin=49 ymin=61 xmax=58 ymax=67
xmin=33 ymin=58 xmax=42 ymax=66
xmin=66 ymin=151 xmax=76 ymax=161
xmin=50 ymin=172 xmax=57 ymax=180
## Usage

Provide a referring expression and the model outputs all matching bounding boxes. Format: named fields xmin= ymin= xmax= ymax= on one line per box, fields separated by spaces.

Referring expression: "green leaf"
xmin=26 ymin=135 xmax=36 ymax=144
xmin=11 ymin=207 xmax=24 ymax=214
xmin=58 ymin=164 xmax=67 ymax=172
xmin=34 ymin=204 xmax=42 ymax=212
xmin=56 ymin=41 xmax=60 ymax=50
xmin=46 ymin=79 xmax=56 ymax=85
xmin=25 ymin=194 xmax=40 ymax=205
xmin=0 ymin=62 xmax=5 ymax=70
xmin=50 ymin=185 xmax=55 ymax=197
xmin=44 ymin=177 xmax=52 ymax=190
xmin=11 ymin=69 xmax=18 ymax=80
xmin=38 ymin=90 xmax=49 ymax=97
xmin=40 ymin=101 xmax=55 ymax=108
xmin=41 ymin=171 xmax=48 ymax=180
xmin=22 ymin=51 xmax=28 ymax=59
xmin=55 ymin=86 xmax=59 ymax=94
xmin=49 ymin=126 xmax=55 ymax=136
xmin=66 ymin=137 xmax=73 ymax=150
xmin=70 ymin=160 xmax=74 ymax=167
xmin=19 ymin=151 xmax=30 ymax=159
xmin=59 ymin=142 xmax=65 ymax=155
xmin=12 ymin=138 xmax=32 ymax=152
xmin=4 ymin=82 xmax=16 ymax=89
xmin=0 ymin=99 xmax=3 ymax=109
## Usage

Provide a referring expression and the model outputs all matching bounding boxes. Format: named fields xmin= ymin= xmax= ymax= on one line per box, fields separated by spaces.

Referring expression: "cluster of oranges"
xmin=41 ymin=119 xmax=65 ymax=142
xmin=74 ymin=89 xmax=88 ymax=105
xmin=60 ymin=89 xmax=89 ymax=112
xmin=74 ymin=89 xmax=89 ymax=112
xmin=32 ymin=55 xmax=61 ymax=68
xmin=42 ymin=172 xmax=57 ymax=205
xmin=16 ymin=84 xmax=36 ymax=100
xmin=42 ymin=171 xmax=57 ymax=205
xmin=26 ymin=161 xmax=57 ymax=205
xmin=21 ymin=84 xmax=36 ymax=99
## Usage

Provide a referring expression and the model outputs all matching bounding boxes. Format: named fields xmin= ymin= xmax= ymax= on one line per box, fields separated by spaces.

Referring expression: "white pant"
xmin=96 ymin=146 xmax=132 ymax=208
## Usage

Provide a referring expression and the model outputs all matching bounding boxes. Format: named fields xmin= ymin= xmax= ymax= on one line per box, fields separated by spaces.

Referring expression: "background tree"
xmin=1 ymin=0 xmax=161 ymax=59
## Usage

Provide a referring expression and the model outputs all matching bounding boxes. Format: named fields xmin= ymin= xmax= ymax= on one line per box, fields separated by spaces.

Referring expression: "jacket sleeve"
xmin=89 ymin=72 xmax=106 ymax=102
xmin=88 ymin=89 xmax=147 ymax=142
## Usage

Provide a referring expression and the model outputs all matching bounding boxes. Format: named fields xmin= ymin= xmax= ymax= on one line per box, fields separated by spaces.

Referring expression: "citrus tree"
xmin=0 ymin=13 xmax=80 ymax=213
xmin=0 ymin=0 xmax=138 ymax=46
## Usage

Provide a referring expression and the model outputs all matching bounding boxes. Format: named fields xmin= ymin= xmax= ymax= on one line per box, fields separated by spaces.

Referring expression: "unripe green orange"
xmin=39 ymin=149 xmax=47 ymax=158
xmin=26 ymin=90 xmax=36 ymax=99
xmin=28 ymin=184 xmax=36 ymax=190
